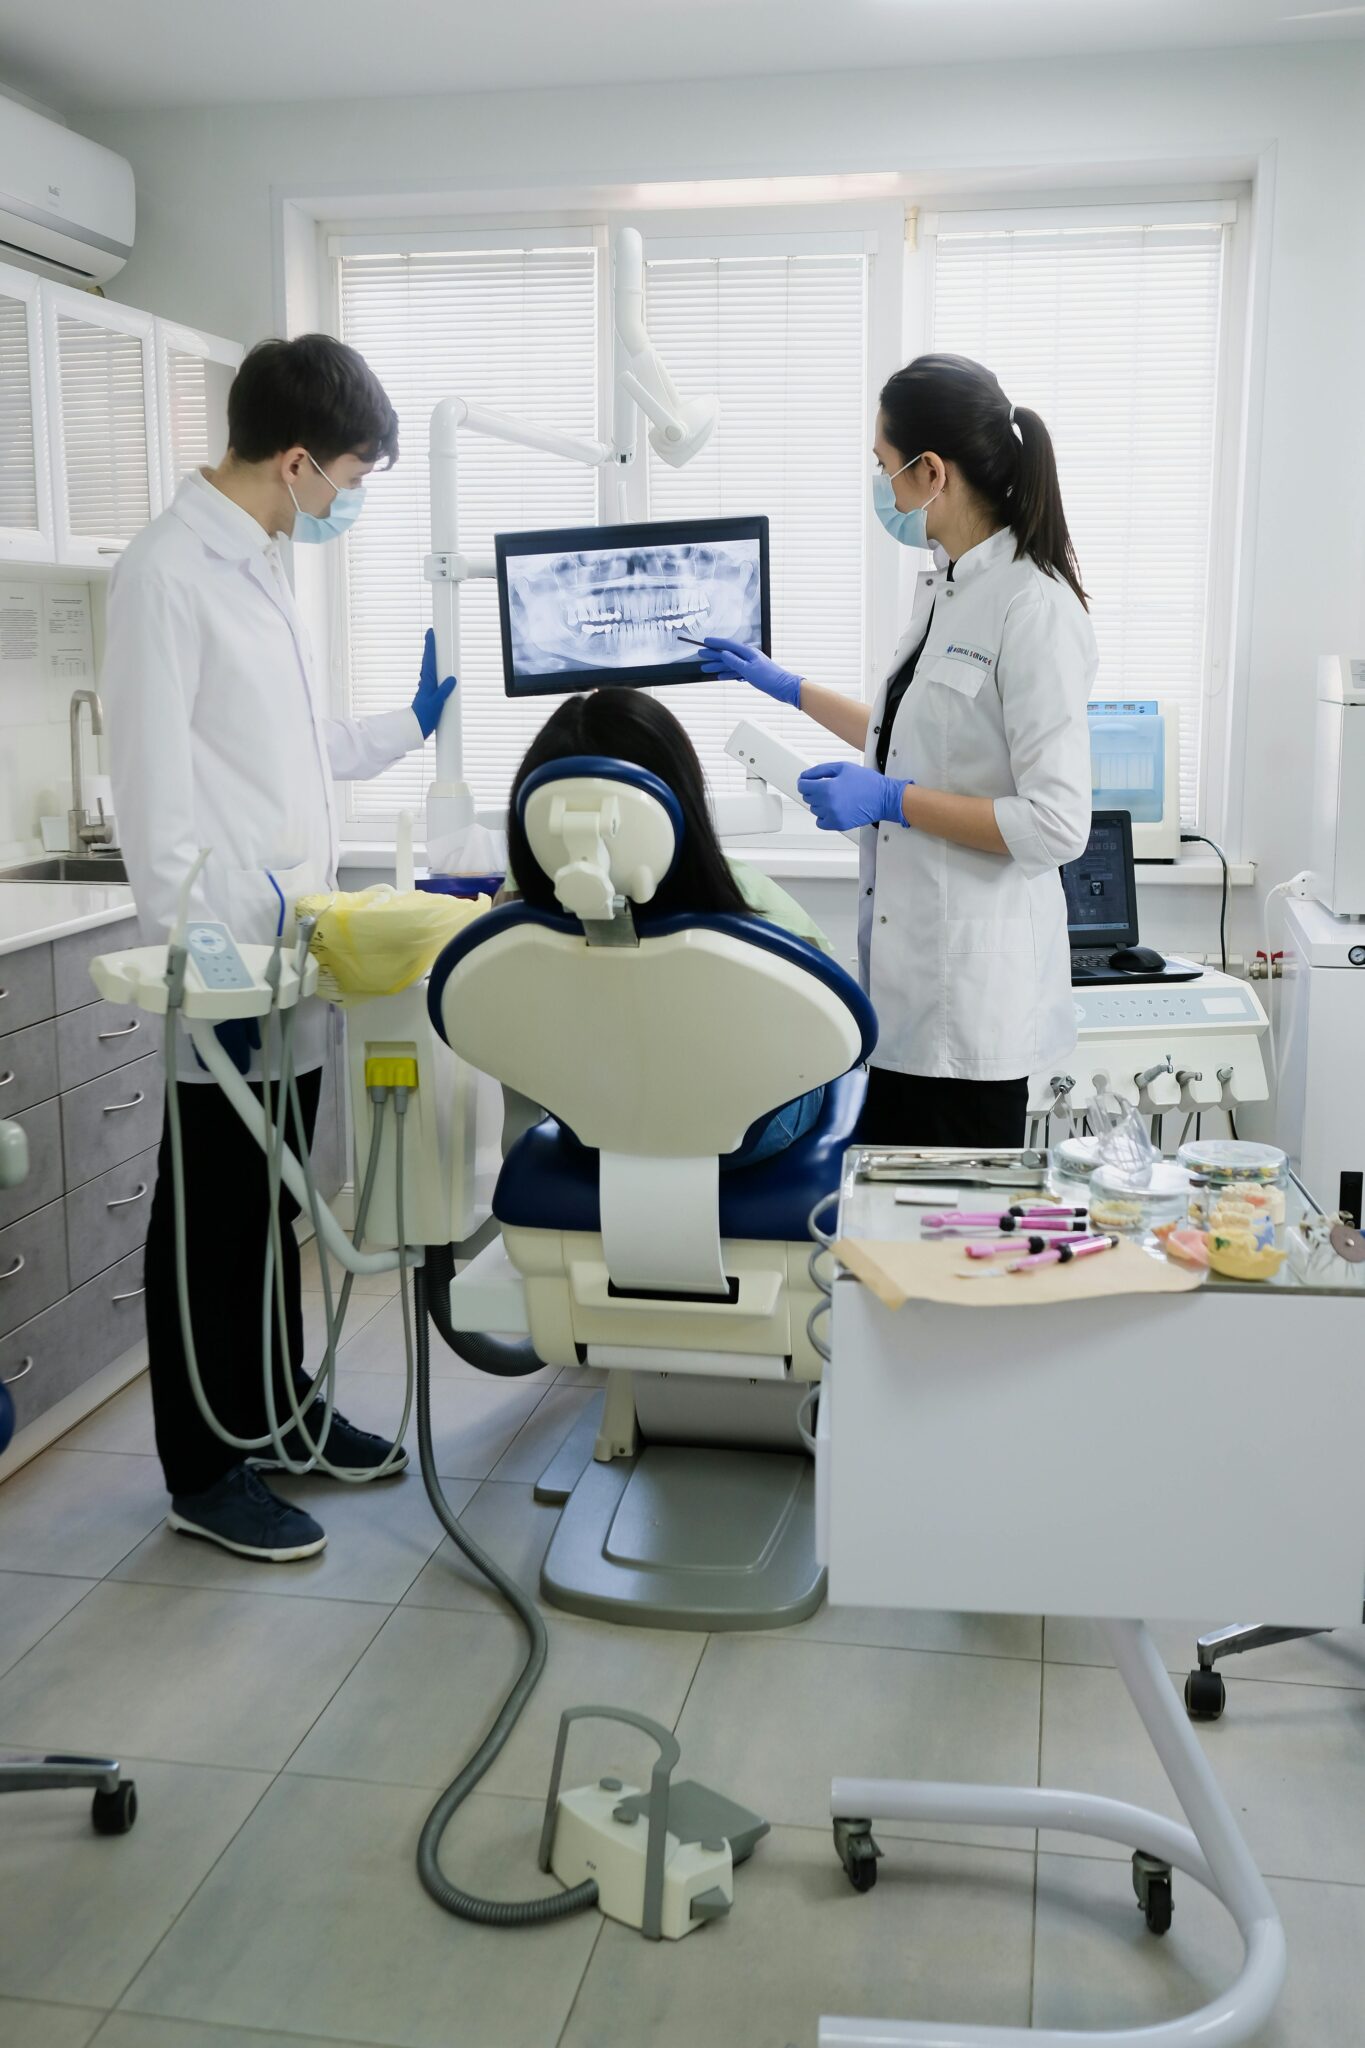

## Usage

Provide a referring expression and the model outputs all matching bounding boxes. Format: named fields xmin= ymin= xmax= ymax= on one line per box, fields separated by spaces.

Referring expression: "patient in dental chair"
xmin=505 ymin=688 xmax=831 ymax=1167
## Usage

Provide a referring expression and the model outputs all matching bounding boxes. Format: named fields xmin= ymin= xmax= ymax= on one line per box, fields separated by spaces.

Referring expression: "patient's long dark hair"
xmin=506 ymin=688 xmax=751 ymax=920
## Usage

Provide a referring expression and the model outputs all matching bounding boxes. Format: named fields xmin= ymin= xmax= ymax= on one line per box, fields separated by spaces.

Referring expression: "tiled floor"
xmin=1 ymin=1264 xmax=1363 ymax=2047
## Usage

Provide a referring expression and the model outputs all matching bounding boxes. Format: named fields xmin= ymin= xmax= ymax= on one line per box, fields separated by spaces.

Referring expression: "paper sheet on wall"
xmin=42 ymin=585 xmax=94 ymax=681
xmin=0 ymin=580 xmax=44 ymax=725
xmin=833 ymin=1235 xmax=1204 ymax=1310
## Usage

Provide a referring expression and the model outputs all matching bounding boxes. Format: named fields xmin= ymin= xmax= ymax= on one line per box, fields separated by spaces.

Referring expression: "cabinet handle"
xmin=112 ymin=1285 xmax=145 ymax=1303
xmin=97 ymin=544 xmax=127 ymax=555
xmin=98 ymin=1020 xmax=141 ymax=1042
xmin=2 ymin=1357 xmax=33 ymax=1385
xmin=0 ymin=1071 xmax=13 ymax=1089
xmin=107 ymin=1181 xmax=149 ymax=1211
xmin=0 ymin=988 xmax=8 ymax=1000
xmin=0 ymin=1255 xmax=25 ymax=1282
xmin=102 ymin=1090 xmax=146 ymax=1114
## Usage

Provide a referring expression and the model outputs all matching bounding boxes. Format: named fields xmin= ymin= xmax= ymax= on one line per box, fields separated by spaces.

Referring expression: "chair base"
xmin=540 ymin=1441 xmax=825 ymax=1632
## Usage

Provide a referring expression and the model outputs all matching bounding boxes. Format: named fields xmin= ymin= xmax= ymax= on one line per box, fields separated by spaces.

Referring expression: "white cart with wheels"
xmin=814 ymin=1159 xmax=1365 ymax=2048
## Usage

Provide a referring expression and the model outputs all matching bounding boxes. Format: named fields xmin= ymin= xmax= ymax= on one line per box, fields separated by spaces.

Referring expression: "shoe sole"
xmin=246 ymin=1453 xmax=409 ymax=1479
xmin=166 ymin=1511 xmax=327 ymax=1562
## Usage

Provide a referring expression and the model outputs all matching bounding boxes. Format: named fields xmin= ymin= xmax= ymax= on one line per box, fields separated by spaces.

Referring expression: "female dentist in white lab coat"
xmin=702 ymin=353 xmax=1096 ymax=1146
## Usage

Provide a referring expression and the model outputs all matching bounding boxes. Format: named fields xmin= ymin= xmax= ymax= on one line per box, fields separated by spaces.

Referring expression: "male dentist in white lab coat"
xmin=102 ymin=334 xmax=455 ymax=1563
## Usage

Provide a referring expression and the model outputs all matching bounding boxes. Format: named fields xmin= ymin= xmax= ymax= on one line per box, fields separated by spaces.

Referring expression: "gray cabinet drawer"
xmin=57 ymin=997 xmax=151 ymax=1091
xmin=0 ymin=1019 xmax=59 ymax=1118
xmin=67 ymin=1145 xmax=157 ymax=1289
xmin=0 ymin=1198 xmax=69 ymax=1340
xmin=61 ymin=1051 xmax=164 ymax=1189
xmin=52 ymin=915 xmax=137 ymax=1013
xmin=0 ymin=1098 xmax=62 ymax=1232
xmin=0 ymin=943 xmax=55 ymax=1036
xmin=1 ymin=1247 xmax=145 ymax=1437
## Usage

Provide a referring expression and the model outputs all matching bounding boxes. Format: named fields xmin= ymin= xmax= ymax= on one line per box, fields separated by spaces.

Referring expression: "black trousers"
xmin=858 ymin=1067 xmax=1030 ymax=1149
xmin=144 ymin=1068 xmax=322 ymax=1498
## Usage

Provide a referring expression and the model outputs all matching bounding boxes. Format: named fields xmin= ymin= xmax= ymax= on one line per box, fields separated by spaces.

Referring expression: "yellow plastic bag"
xmin=295 ymin=886 xmax=490 ymax=1002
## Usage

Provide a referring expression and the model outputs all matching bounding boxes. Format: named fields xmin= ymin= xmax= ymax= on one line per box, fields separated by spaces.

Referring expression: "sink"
xmin=0 ymin=854 xmax=129 ymax=885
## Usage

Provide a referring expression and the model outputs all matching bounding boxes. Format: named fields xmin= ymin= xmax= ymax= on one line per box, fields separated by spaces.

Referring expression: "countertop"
xmin=0 ymin=882 xmax=137 ymax=958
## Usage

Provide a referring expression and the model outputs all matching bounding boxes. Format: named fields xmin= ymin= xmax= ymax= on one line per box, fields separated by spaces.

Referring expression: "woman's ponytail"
xmin=878 ymin=355 xmax=1088 ymax=610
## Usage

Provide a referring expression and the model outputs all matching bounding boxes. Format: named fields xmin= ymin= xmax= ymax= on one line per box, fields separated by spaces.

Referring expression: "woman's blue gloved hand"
xmin=412 ymin=628 xmax=458 ymax=738
xmin=698 ymin=636 xmax=802 ymax=707
xmin=798 ymin=761 xmax=913 ymax=832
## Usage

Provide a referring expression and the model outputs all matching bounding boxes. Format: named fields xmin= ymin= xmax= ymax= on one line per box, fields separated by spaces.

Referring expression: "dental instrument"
xmin=964 ymin=1232 xmax=1095 ymax=1259
xmin=1007 ymin=1232 xmax=1117 ymax=1272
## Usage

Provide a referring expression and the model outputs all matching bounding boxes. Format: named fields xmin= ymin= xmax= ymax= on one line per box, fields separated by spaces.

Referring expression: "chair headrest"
xmin=516 ymin=756 xmax=683 ymax=924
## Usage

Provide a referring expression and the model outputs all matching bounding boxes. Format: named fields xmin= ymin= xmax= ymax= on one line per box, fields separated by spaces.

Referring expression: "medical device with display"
xmin=1088 ymin=699 xmax=1182 ymax=861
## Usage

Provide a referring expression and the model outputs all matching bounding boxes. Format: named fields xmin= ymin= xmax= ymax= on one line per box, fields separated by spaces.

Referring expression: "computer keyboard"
xmin=1070 ymin=949 xmax=1115 ymax=978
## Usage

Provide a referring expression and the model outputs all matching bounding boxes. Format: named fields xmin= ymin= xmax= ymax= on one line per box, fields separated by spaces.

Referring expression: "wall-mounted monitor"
xmin=496 ymin=515 xmax=770 ymax=696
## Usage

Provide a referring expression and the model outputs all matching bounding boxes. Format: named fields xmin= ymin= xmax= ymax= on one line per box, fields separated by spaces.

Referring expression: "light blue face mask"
xmin=872 ymin=454 xmax=938 ymax=549
xmin=289 ymin=451 xmax=366 ymax=544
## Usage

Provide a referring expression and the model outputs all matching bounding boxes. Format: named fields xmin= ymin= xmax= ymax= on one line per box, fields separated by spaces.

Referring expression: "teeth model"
xmin=509 ymin=540 xmax=762 ymax=673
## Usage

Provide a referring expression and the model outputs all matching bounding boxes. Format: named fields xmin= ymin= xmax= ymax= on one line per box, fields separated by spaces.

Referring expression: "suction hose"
xmin=421 ymin=1241 xmax=547 ymax=1379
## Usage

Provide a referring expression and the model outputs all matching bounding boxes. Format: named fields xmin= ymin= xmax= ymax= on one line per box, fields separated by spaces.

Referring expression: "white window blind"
xmin=0 ymin=292 xmax=38 ymax=531
xmin=56 ymin=315 xmax=152 ymax=539
xmin=337 ymin=245 xmax=600 ymax=818
xmin=164 ymin=346 xmax=211 ymax=484
xmin=930 ymin=219 xmax=1227 ymax=821
xmin=644 ymin=253 xmax=869 ymax=794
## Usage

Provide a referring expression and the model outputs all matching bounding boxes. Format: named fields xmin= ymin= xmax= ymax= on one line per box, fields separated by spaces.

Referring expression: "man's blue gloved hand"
xmin=698 ymin=636 xmax=803 ymax=707
xmin=192 ymin=1018 xmax=261 ymax=1077
xmin=412 ymin=627 xmax=458 ymax=739
xmin=798 ymin=760 xmax=913 ymax=832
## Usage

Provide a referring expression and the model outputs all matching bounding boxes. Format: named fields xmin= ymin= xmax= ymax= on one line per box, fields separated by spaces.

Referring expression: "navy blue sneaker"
xmin=168 ymin=1465 xmax=326 ymax=1562
xmin=250 ymin=1405 xmax=408 ymax=1478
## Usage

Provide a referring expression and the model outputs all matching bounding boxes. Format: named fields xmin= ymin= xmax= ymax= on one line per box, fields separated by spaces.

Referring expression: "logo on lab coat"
xmin=943 ymin=642 xmax=996 ymax=672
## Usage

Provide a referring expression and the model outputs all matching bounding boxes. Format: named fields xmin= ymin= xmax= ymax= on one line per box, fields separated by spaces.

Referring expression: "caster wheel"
xmin=1132 ymin=1851 xmax=1173 ymax=1937
xmin=92 ymin=1780 xmax=137 ymax=1835
xmin=834 ymin=1817 xmax=883 ymax=1895
xmin=1184 ymin=1668 xmax=1226 ymax=1721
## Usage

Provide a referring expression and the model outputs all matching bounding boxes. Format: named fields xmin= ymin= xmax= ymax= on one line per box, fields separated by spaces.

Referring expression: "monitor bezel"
xmin=1062 ymin=808 xmax=1139 ymax=951
xmin=495 ymin=515 xmax=771 ymax=697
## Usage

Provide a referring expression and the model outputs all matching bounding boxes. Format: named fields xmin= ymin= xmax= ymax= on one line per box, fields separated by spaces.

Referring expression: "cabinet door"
xmin=154 ymin=319 xmax=242 ymax=503
xmin=42 ymin=284 xmax=161 ymax=568
xmin=0 ymin=261 xmax=55 ymax=562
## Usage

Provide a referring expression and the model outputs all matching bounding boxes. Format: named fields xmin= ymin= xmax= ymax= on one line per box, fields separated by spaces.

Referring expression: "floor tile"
xmin=110 ymin=1470 xmax=468 ymax=1607
xmin=488 ymin=1387 xmax=598 ymax=1482
xmin=1044 ymin=1614 xmax=1365 ymax=1691
xmin=0 ymin=1757 xmax=269 ymax=2007
xmin=674 ymin=1634 xmax=1042 ymax=1852
xmin=61 ymin=1377 xmax=157 ymax=1456
xmin=119 ymin=1776 xmax=600 ymax=2048
xmin=560 ymin=1829 xmax=1035 ymax=2048
xmin=0 ymin=1451 xmax=167 ymax=1577
xmin=1040 ymin=1659 xmax=1365 ymax=1883
xmin=0 ymin=2004 xmax=103 ymax=2048
xmin=1033 ymin=1851 xmax=1365 ymax=2042
xmin=0 ymin=1579 xmax=386 ymax=1770
xmin=298 ymin=1238 xmax=400 ymax=1297
xmin=337 ymin=1293 xmax=556 ymax=1383
xmin=288 ymin=1602 xmax=706 ymax=1799
xmin=0 ymin=1570 xmax=96 ymax=1677
xmin=301 ymin=1285 xmax=387 ymax=1359
xmin=401 ymin=1481 xmax=559 ymax=1614
xmin=335 ymin=1367 xmax=545 ymax=1481
xmin=554 ymin=1363 xmax=608 ymax=1387
xmin=765 ymin=1603 xmax=1042 ymax=1661
xmin=95 ymin=2019 xmax=397 ymax=2048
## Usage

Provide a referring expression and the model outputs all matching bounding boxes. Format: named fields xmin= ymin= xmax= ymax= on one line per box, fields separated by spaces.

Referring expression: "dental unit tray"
xmin=90 ymin=940 xmax=317 ymax=1020
xmin=855 ymin=1147 xmax=1050 ymax=1188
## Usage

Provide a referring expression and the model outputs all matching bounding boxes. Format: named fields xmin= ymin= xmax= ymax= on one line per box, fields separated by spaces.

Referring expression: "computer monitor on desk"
xmin=1063 ymin=810 xmax=1201 ymax=986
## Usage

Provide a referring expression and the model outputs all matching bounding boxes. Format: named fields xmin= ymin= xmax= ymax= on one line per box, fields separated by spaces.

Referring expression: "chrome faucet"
xmin=68 ymin=689 xmax=114 ymax=851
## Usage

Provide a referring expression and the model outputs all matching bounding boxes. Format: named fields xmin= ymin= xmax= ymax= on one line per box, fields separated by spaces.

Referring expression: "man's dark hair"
xmin=226 ymin=334 xmax=399 ymax=468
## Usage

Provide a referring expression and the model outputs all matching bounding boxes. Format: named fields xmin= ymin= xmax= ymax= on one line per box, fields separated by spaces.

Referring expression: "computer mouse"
xmin=1109 ymin=943 xmax=1167 ymax=975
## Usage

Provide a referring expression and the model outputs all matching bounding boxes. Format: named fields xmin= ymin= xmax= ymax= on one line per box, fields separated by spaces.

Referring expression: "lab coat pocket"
xmin=220 ymin=858 xmax=320 ymax=946
xmin=943 ymin=917 xmax=1036 ymax=1072
xmin=923 ymin=654 xmax=991 ymax=701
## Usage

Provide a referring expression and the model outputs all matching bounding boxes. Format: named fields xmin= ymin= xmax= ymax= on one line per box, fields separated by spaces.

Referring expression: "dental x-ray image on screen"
xmin=496 ymin=516 xmax=770 ymax=695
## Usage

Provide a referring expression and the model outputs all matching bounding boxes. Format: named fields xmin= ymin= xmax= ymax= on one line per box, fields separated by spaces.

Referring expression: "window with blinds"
xmin=164 ymin=346 xmax=212 ymax=484
xmin=644 ymin=252 xmax=869 ymax=794
xmin=0 ymin=292 xmax=38 ymax=532
xmin=930 ymin=216 xmax=1228 ymax=820
xmin=56 ymin=315 xmax=152 ymax=540
xmin=337 ymin=245 xmax=600 ymax=818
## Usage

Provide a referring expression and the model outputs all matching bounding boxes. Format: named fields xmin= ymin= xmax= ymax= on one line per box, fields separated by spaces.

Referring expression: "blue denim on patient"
xmin=720 ymin=1086 xmax=826 ymax=1172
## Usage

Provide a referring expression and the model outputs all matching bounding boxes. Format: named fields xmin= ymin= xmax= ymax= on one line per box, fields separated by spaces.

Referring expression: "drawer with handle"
xmin=52 ymin=914 xmax=137 ymax=1014
xmin=61 ymin=1051 xmax=164 ymax=1189
xmin=0 ymin=1197 xmax=69 ymax=1341
xmin=0 ymin=1098 xmax=62 ymax=1233
xmin=0 ymin=942 xmax=55 ymax=1037
xmin=1 ymin=1245 xmax=146 ymax=1437
xmin=0 ymin=1018 xmax=58 ymax=1119
xmin=66 ymin=1144 xmax=158 ymax=1289
xmin=57 ymin=998 xmax=149 ymax=1092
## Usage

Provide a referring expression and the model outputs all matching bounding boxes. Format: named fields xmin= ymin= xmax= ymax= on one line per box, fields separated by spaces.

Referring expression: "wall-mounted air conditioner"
xmin=0 ymin=95 xmax=134 ymax=288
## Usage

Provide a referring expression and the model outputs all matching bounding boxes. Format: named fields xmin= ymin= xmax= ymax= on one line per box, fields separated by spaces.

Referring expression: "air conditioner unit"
xmin=0 ymin=96 xmax=134 ymax=288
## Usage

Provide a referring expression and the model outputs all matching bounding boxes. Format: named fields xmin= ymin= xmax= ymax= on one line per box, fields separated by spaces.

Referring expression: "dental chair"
xmin=427 ymin=757 xmax=876 ymax=1631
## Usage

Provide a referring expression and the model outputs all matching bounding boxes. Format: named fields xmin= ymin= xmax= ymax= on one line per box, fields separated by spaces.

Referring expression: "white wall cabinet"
xmin=154 ymin=318 xmax=243 ymax=505
xmin=0 ymin=261 xmax=56 ymax=563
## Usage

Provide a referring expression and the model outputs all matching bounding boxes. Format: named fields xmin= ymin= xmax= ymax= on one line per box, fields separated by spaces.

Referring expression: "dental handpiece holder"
xmin=90 ymin=937 xmax=317 ymax=1021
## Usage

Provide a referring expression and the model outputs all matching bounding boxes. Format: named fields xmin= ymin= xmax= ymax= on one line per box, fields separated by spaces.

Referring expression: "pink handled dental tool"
xmin=1007 ymin=1234 xmax=1118 ymax=1274
xmin=923 ymin=1211 xmax=1087 ymax=1235
xmin=965 ymin=1232 xmax=1095 ymax=1260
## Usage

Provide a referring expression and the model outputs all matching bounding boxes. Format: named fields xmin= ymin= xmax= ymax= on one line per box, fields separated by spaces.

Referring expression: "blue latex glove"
xmin=412 ymin=628 xmax=458 ymax=739
xmin=798 ymin=761 xmax=913 ymax=832
xmin=698 ymin=636 xmax=802 ymax=707
xmin=192 ymin=1018 xmax=261 ymax=1077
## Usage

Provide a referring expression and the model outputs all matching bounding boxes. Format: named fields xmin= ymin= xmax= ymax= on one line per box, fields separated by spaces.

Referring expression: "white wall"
xmin=83 ymin=44 xmax=1365 ymax=961
xmin=0 ymin=577 xmax=101 ymax=862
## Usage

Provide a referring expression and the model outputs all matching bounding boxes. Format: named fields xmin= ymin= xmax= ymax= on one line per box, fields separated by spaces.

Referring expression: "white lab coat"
xmin=857 ymin=526 xmax=1097 ymax=1080
xmin=102 ymin=470 xmax=421 ymax=1080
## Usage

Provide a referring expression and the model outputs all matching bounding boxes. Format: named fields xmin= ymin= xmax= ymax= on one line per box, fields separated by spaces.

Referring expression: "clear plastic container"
xmin=1049 ymin=1134 xmax=1101 ymax=1189
xmin=1177 ymin=1139 xmax=1288 ymax=1245
xmin=1088 ymin=1162 xmax=1191 ymax=1237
